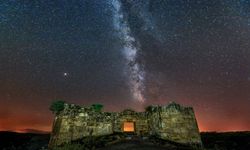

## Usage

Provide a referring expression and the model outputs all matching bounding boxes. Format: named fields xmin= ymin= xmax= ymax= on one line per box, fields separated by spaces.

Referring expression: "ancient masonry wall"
xmin=49 ymin=104 xmax=113 ymax=146
xmin=49 ymin=102 xmax=202 ymax=147
xmin=112 ymin=110 xmax=148 ymax=135
xmin=147 ymin=103 xmax=201 ymax=144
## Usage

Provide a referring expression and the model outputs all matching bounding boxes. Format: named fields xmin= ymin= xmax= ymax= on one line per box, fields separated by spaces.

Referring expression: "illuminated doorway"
xmin=123 ymin=122 xmax=135 ymax=132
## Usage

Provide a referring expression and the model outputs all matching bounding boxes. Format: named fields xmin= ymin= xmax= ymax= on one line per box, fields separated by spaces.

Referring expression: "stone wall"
xmin=49 ymin=104 xmax=113 ymax=146
xmin=49 ymin=102 xmax=202 ymax=148
xmin=112 ymin=109 xmax=148 ymax=135
xmin=147 ymin=102 xmax=201 ymax=145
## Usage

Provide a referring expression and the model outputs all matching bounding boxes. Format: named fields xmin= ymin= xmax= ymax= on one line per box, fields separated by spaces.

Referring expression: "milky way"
xmin=123 ymin=0 xmax=164 ymax=43
xmin=0 ymin=0 xmax=250 ymax=132
xmin=111 ymin=0 xmax=145 ymax=102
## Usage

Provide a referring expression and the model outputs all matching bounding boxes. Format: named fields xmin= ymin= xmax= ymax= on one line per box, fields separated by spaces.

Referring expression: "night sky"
xmin=1 ymin=0 xmax=250 ymax=132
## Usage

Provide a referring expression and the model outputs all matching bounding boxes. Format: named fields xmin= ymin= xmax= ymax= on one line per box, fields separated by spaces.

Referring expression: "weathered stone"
xmin=48 ymin=102 xmax=202 ymax=148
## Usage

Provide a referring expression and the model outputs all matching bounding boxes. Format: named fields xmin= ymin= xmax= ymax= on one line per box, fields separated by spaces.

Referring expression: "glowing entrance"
xmin=123 ymin=122 xmax=135 ymax=132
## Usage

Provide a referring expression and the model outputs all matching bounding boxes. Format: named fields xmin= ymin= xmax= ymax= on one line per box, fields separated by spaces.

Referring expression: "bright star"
xmin=63 ymin=72 xmax=69 ymax=77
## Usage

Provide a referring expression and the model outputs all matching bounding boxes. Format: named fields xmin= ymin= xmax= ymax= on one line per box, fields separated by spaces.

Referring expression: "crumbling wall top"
xmin=145 ymin=102 xmax=194 ymax=115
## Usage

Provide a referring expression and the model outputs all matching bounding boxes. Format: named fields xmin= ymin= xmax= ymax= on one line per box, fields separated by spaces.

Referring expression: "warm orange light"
xmin=123 ymin=122 xmax=134 ymax=132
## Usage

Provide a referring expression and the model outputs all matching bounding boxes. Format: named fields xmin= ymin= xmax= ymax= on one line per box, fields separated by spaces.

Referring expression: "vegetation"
xmin=49 ymin=100 xmax=65 ymax=115
xmin=52 ymin=143 xmax=84 ymax=150
xmin=91 ymin=104 xmax=103 ymax=112
xmin=145 ymin=106 xmax=153 ymax=112
xmin=1 ymin=131 xmax=250 ymax=150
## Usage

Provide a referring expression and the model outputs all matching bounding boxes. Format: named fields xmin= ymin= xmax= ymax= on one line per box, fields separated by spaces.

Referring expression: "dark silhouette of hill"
xmin=16 ymin=129 xmax=50 ymax=134
xmin=0 ymin=131 xmax=50 ymax=150
xmin=0 ymin=131 xmax=250 ymax=150
xmin=201 ymin=131 xmax=250 ymax=150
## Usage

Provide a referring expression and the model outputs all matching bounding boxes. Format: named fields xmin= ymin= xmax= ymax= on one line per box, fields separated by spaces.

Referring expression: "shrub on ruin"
xmin=49 ymin=100 xmax=65 ymax=115
xmin=91 ymin=104 xmax=103 ymax=112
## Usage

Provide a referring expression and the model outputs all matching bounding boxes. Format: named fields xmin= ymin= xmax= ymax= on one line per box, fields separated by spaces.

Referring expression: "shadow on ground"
xmin=97 ymin=139 xmax=192 ymax=150
xmin=1 ymin=131 xmax=250 ymax=150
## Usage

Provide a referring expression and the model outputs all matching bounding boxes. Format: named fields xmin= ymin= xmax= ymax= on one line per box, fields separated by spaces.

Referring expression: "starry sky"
xmin=1 ymin=0 xmax=250 ymax=132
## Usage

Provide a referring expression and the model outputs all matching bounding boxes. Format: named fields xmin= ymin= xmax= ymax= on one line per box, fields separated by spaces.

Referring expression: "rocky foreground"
xmin=97 ymin=139 xmax=193 ymax=150
xmin=0 ymin=131 xmax=250 ymax=150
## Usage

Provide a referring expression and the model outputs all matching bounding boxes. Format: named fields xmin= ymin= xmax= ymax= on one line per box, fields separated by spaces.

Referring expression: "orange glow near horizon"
xmin=0 ymin=114 xmax=52 ymax=133
xmin=0 ymin=102 xmax=250 ymax=133
xmin=1 ymin=117 xmax=250 ymax=133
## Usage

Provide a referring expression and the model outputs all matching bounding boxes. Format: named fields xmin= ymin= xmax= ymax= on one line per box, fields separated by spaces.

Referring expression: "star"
xmin=63 ymin=72 xmax=69 ymax=77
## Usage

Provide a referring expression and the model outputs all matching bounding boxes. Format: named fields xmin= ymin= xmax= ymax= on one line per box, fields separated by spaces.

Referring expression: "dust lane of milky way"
xmin=0 ymin=0 xmax=250 ymax=132
xmin=111 ymin=0 xmax=145 ymax=102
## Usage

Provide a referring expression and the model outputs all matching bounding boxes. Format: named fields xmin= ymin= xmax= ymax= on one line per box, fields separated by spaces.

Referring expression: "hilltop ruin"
xmin=49 ymin=102 xmax=202 ymax=148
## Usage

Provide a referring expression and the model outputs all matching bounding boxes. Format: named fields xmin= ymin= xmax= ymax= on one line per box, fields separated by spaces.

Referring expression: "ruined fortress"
xmin=49 ymin=102 xmax=202 ymax=148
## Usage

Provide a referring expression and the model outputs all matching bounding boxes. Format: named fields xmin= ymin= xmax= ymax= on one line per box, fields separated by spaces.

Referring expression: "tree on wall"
xmin=49 ymin=100 xmax=65 ymax=115
xmin=145 ymin=106 xmax=153 ymax=112
xmin=91 ymin=104 xmax=103 ymax=112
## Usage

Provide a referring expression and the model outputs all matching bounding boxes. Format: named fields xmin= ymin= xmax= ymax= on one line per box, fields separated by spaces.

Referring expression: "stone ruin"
xmin=49 ymin=102 xmax=202 ymax=148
